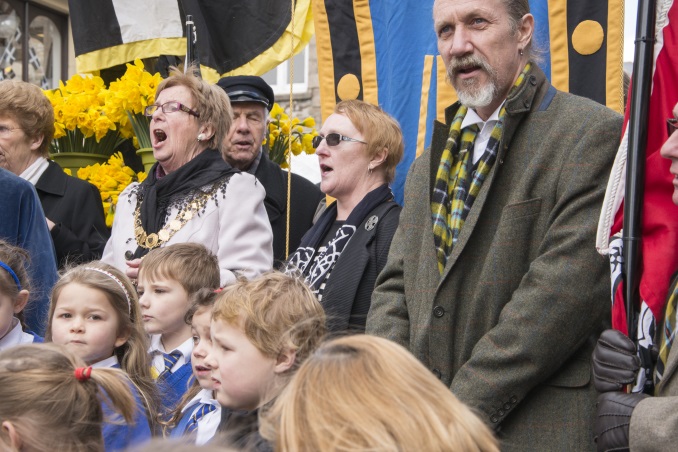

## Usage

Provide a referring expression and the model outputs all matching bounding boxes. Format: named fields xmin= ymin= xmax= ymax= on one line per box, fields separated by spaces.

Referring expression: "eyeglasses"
xmin=312 ymin=133 xmax=367 ymax=149
xmin=668 ymin=118 xmax=678 ymax=137
xmin=0 ymin=125 xmax=22 ymax=137
xmin=144 ymin=101 xmax=200 ymax=118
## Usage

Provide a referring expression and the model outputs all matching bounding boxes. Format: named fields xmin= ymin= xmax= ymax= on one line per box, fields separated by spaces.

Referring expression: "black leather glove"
xmin=592 ymin=329 xmax=641 ymax=392
xmin=594 ymin=392 xmax=649 ymax=452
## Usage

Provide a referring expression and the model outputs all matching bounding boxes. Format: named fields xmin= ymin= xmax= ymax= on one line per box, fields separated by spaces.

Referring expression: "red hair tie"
xmin=74 ymin=366 xmax=93 ymax=382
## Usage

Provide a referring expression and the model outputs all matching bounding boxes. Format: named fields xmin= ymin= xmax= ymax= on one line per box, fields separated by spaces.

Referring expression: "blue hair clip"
xmin=0 ymin=261 xmax=22 ymax=291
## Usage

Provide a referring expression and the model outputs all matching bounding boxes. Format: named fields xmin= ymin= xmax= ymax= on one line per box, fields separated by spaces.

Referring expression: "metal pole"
xmin=623 ymin=0 xmax=656 ymax=339
xmin=185 ymin=14 xmax=195 ymax=73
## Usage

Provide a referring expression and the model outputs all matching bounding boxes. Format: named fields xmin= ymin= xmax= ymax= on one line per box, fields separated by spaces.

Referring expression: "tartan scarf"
xmin=431 ymin=63 xmax=531 ymax=274
xmin=655 ymin=272 xmax=678 ymax=388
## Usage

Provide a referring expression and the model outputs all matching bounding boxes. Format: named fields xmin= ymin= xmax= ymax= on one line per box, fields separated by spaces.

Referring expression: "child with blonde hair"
xmin=137 ymin=243 xmax=221 ymax=413
xmin=205 ymin=271 xmax=326 ymax=450
xmin=46 ymin=261 xmax=156 ymax=451
xmin=0 ymin=343 xmax=136 ymax=452
xmin=0 ymin=240 xmax=41 ymax=350
xmin=262 ymin=334 xmax=500 ymax=452
xmin=167 ymin=288 xmax=221 ymax=443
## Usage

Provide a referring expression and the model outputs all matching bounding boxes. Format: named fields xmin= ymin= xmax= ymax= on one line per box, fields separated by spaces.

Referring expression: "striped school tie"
xmin=186 ymin=403 xmax=217 ymax=433
xmin=157 ymin=350 xmax=182 ymax=381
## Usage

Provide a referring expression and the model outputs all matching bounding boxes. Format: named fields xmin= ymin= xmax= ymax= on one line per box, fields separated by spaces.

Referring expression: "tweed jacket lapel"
xmin=435 ymin=65 xmax=545 ymax=285
xmin=657 ymin=340 xmax=678 ymax=394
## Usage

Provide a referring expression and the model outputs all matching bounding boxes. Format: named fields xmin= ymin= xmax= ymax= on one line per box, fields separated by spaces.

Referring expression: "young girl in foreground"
xmin=262 ymin=334 xmax=500 ymax=451
xmin=46 ymin=261 xmax=157 ymax=451
xmin=0 ymin=240 xmax=42 ymax=349
xmin=0 ymin=343 xmax=135 ymax=451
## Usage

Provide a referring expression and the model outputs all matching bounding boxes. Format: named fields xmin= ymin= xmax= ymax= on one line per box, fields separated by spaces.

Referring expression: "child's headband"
xmin=0 ymin=261 xmax=22 ymax=291
xmin=81 ymin=267 xmax=131 ymax=314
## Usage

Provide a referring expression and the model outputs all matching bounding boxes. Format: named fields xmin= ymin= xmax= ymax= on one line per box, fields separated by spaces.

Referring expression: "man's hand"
xmin=595 ymin=392 xmax=649 ymax=452
xmin=592 ymin=329 xmax=641 ymax=392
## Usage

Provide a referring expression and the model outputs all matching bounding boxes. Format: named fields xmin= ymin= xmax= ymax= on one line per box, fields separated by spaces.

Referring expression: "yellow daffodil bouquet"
xmin=105 ymin=59 xmax=163 ymax=149
xmin=45 ymin=74 xmax=127 ymax=155
xmin=74 ymin=152 xmax=147 ymax=227
xmin=266 ymin=103 xmax=318 ymax=168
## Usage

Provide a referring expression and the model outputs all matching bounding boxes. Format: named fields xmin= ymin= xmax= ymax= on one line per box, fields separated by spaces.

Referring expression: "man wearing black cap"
xmin=217 ymin=75 xmax=323 ymax=266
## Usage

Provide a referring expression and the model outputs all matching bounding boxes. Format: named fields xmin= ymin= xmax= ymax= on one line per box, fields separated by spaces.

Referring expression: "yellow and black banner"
xmin=313 ymin=0 xmax=624 ymax=204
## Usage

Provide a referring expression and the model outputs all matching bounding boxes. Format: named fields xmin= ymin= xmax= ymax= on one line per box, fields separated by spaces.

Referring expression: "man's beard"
xmin=447 ymin=55 xmax=498 ymax=109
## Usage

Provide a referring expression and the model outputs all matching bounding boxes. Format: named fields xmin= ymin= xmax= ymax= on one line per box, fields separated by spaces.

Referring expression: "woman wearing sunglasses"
xmin=286 ymin=100 xmax=403 ymax=332
xmin=101 ymin=67 xmax=273 ymax=286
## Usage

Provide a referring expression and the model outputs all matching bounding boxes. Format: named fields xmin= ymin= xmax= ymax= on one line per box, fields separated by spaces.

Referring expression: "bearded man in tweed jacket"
xmin=366 ymin=0 xmax=622 ymax=450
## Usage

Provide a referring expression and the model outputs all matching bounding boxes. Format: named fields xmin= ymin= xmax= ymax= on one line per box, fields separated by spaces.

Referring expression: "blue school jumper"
xmin=169 ymin=388 xmax=221 ymax=444
xmin=157 ymin=361 xmax=193 ymax=413
xmin=97 ymin=358 xmax=152 ymax=452
xmin=150 ymin=336 xmax=195 ymax=414
xmin=27 ymin=331 xmax=43 ymax=343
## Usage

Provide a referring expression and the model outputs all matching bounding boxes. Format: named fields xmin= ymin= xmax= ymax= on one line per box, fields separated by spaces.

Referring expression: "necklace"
xmin=133 ymin=192 xmax=212 ymax=250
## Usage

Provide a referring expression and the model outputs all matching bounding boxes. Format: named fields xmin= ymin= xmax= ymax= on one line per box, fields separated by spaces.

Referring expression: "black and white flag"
xmin=68 ymin=0 xmax=313 ymax=81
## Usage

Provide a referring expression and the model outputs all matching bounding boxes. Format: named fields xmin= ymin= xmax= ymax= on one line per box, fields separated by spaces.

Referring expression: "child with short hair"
xmin=46 ymin=261 xmax=157 ymax=451
xmin=205 ymin=271 xmax=326 ymax=450
xmin=0 ymin=239 xmax=41 ymax=349
xmin=0 ymin=343 xmax=136 ymax=451
xmin=137 ymin=243 xmax=221 ymax=413
xmin=167 ymin=288 xmax=221 ymax=443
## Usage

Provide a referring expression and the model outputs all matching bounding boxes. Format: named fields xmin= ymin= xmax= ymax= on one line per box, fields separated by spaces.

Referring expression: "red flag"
xmin=597 ymin=0 xmax=678 ymax=388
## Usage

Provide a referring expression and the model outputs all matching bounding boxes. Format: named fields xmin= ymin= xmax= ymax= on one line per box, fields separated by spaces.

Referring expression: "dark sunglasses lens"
xmin=668 ymin=119 xmax=678 ymax=137
xmin=312 ymin=136 xmax=322 ymax=149
xmin=326 ymin=134 xmax=341 ymax=146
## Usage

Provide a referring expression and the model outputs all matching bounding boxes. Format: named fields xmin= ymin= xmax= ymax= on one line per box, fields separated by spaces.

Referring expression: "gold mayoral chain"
xmin=133 ymin=193 xmax=211 ymax=249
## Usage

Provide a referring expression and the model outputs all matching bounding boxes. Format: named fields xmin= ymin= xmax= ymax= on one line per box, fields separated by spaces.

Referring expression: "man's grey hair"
xmin=504 ymin=0 xmax=546 ymax=65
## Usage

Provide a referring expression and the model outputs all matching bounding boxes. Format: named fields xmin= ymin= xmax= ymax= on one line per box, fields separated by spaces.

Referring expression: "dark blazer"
xmin=255 ymin=152 xmax=323 ymax=266
xmin=367 ymin=65 xmax=622 ymax=450
xmin=35 ymin=160 xmax=109 ymax=268
xmin=322 ymin=200 xmax=400 ymax=332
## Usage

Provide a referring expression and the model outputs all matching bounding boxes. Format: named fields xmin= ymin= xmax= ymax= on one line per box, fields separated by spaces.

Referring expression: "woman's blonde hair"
xmin=212 ymin=271 xmax=326 ymax=377
xmin=155 ymin=66 xmax=233 ymax=150
xmin=334 ymin=99 xmax=404 ymax=183
xmin=0 ymin=343 xmax=136 ymax=452
xmin=45 ymin=261 xmax=160 ymax=429
xmin=138 ymin=243 xmax=221 ymax=295
xmin=0 ymin=80 xmax=55 ymax=157
xmin=262 ymin=335 xmax=499 ymax=452
xmin=0 ymin=240 xmax=31 ymax=327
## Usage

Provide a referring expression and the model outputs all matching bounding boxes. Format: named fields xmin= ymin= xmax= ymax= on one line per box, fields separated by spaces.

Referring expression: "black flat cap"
xmin=217 ymin=75 xmax=275 ymax=111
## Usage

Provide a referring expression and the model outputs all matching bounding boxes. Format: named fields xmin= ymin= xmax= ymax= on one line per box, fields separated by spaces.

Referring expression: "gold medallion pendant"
xmin=133 ymin=191 xmax=212 ymax=250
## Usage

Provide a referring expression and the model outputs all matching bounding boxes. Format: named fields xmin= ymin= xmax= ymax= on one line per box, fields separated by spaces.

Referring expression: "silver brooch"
xmin=365 ymin=215 xmax=379 ymax=231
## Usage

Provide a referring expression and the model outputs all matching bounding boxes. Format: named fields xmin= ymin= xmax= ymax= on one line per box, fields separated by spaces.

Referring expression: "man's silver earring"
xmin=519 ymin=49 xmax=524 ymax=56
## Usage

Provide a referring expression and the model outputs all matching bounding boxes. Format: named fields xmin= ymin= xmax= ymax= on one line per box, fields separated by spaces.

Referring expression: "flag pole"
xmin=185 ymin=14 xmax=197 ymax=73
xmin=623 ymin=0 xmax=656 ymax=339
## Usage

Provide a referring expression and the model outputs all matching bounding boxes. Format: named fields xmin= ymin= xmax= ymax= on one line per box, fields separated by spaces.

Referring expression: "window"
xmin=0 ymin=0 xmax=67 ymax=88
xmin=262 ymin=46 xmax=309 ymax=95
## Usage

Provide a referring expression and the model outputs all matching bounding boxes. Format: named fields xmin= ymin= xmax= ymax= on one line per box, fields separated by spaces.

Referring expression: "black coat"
xmin=35 ymin=160 xmax=110 ymax=268
xmin=321 ymin=200 xmax=401 ymax=332
xmin=254 ymin=153 xmax=323 ymax=266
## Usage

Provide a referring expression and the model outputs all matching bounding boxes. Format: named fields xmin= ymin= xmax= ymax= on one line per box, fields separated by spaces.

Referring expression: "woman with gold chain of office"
xmin=102 ymin=67 xmax=273 ymax=285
